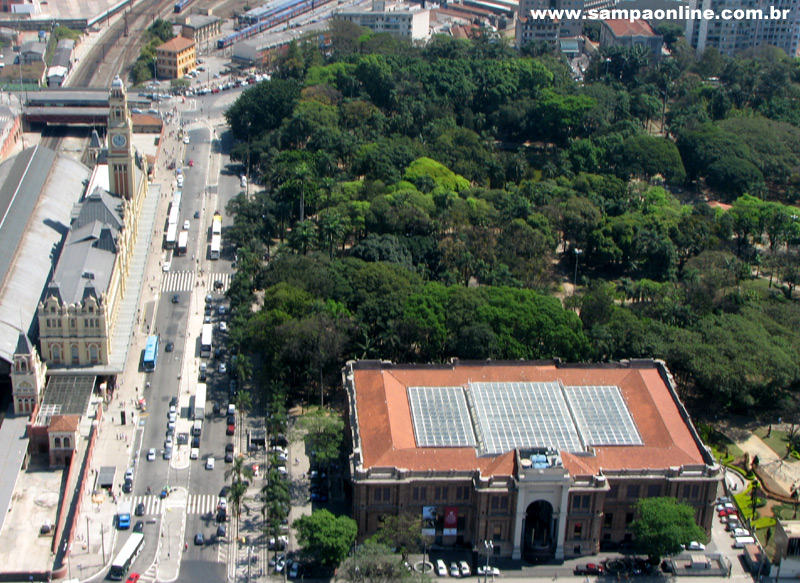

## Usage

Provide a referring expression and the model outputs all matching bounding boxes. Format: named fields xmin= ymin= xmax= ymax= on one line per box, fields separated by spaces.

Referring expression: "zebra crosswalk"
xmin=187 ymin=493 xmax=223 ymax=515
xmin=129 ymin=493 xmax=222 ymax=516
xmin=130 ymin=495 xmax=164 ymax=515
xmin=161 ymin=270 xmax=195 ymax=292
xmin=208 ymin=272 xmax=232 ymax=293
xmin=160 ymin=271 xmax=232 ymax=293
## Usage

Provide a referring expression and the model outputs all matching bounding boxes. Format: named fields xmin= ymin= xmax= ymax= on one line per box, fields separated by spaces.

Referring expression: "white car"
xmin=183 ymin=220 xmax=190 ymax=230
xmin=169 ymin=405 xmax=176 ymax=414
xmin=162 ymin=262 xmax=171 ymax=272
xmin=147 ymin=448 xmax=156 ymax=461
xmin=190 ymin=447 xmax=199 ymax=460
xmin=206 ymin=457 xmax=215 ymax=470
xmin=687 ymin=541 xmax=706 ymax=551
xmin=177 ymin=176 xmax=184 ymax=188
xmin=168 ymin=412 xmax=177 ymax=423
xmin=459 ymin=561 xmax=471 ymax=577
xmin=164 ymin=436 xmax=174 ymax=449
xmin=219 ymin=363 xmax=227 ymax=374
xmin=436 ymin=559 xmax=448 ymax=577
xmin=240 ymin=175 xmax=247 ymax=187
xmin=450 ymin=562 xmax=460 ymax=577
xmin=218 ymin=498 xmax=227 ymax=510
xmin=219 ymin=321 xmax=227 ymax=332
xmin=183 ymin=135 xmax=190 ymax=144
xmin=477 ymin=566 xmax=500 ymax=577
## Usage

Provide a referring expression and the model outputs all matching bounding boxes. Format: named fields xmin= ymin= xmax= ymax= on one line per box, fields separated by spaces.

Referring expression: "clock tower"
xmin=107 ymin=75 xmax=136 ymax=201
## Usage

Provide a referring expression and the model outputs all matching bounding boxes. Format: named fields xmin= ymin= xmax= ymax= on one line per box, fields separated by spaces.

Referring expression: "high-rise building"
xmin=687 ymin=0 xmax=800 ymax=57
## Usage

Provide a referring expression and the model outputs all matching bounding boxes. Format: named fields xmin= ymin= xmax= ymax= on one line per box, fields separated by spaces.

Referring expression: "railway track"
xmin=71 ymin=0 xmax=175 ymax=88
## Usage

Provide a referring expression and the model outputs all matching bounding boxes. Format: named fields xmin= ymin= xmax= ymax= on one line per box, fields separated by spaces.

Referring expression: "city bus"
xmin=172 ymin=190 xmax=182 ymax=211
xmin=168 ymin=204 xmax=180 ymax=226
xmin=143 ymin=335 xmax=159 ymax=371
xmin=200 ymin=323 xmax=212 ymax=358
xmin=194 ymin=382 xmax=206 ymax=420
xmin=210 ymin=233 xmax=221 ymax=260
xmin=165 ymin=222 xmax=178 ymax=249
xmin=176 ymin=230 xmax=188 ymax=256
xmin=108 ymin=533 xmax=145 ymax=580
xmin=212 ymin=213 xmax=222 ymax=236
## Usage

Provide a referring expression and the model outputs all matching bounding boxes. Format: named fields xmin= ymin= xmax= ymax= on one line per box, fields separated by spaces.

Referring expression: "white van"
xmin=192 ymin=419 xmax=203 ymax=436
xmin=190 ymin=447 xmax=199 ymax=460
xmin=734 ymin=536 xmax=756 ymax=548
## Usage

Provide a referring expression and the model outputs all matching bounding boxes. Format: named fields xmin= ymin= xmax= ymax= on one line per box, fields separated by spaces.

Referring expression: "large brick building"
xmin=344 ymin=359 xmax=720 ymax=561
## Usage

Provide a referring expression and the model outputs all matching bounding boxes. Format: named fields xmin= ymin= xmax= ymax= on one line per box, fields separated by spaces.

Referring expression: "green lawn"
xmin=754 ymin=426 xmax=796 ymax=460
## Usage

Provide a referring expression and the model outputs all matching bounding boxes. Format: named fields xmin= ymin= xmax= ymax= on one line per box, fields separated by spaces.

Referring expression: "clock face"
xmin=112 ymin=133 xmax=127 ymax=148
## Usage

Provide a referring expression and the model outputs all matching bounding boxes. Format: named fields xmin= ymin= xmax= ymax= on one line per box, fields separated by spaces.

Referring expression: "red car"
xmin=188 ymin=159 xmax=194 ymax=167
xmin=126 ymin=574 xmax=141 ymax=583
xmin=718 ymin=508 xmax=734 ymax=517
xmin=226 ymin=424 xmax=235 ymax=435
xmin=574 ymin=564 xmax=604 ymax=575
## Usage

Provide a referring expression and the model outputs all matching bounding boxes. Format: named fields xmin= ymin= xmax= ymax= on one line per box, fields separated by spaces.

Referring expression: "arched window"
xmin=89 ymin=345 xmax=98 ymax=363
xmin=54 ymin=437 xmax=62 ymax=448
xmin=71 ymin=345 xmax=79 ymax=364
xmin=16 ymin=359 xmax=27 ymax=373
xmin=52 ymin=345 xmax=61 ymax=363
xmin=63 ymin=437 xmax=71 ymax=448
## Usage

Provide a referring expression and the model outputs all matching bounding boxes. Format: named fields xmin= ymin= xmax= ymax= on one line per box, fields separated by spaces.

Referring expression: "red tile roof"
xmin=157 ymin=36 xmax=195 ymax=53
xmin=48 ymin=414 xmax=80 ymax=433
xmin=604 ymin=19 xmax=656 ymax=37
xmin=351 ymin=361 xmax=707 ymax=478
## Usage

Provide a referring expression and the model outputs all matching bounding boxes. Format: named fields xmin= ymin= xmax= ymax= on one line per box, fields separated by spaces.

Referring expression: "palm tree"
xmin=233 ymin=353 xmax=253 ymax=386
xmin=233 ymin=390 xmax=253 ymax=451
xmin=288 ymin=219 xmax=316 ymax=255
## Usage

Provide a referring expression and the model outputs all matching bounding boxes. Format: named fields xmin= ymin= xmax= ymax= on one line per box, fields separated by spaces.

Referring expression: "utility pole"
xmin=101 ymin=525 xmax=106 ymax=564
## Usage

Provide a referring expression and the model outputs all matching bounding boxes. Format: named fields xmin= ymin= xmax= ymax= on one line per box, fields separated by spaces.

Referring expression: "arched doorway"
xmin=523 ymin=500 xmax=555 ymax=560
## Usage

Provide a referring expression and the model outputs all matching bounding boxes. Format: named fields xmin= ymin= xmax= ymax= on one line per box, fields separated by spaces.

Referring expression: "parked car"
xmin=686 ymin=541 xmax=706 ymax=551
xmin=477 ymin=566 xmax=500 ymax=577
xmin=574 ymin=564 xmax=604 ymax=575
xmin=459 ymin=561 xmax=471 ymax=577
xmin=184 ymin=135 xmax=190 ymax=144
xmin=436 ymin=559 xmax=448 ymax=577
xmin=450 ymin=562 xmax=460 ymax=577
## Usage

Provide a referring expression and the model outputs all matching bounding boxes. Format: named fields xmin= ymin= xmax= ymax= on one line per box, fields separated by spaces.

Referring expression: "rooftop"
xmin=35 ymin=375 xmax=95 ymax=426
xmin=0 ymin=147 xmax=90 ymax=365
xmin=604 ymin=18 xmax=657 ymax=37
xmin=348 ymin=360 xmax=708 ymax=478
xmin=157 ymin=36 xmax=196 ymax=53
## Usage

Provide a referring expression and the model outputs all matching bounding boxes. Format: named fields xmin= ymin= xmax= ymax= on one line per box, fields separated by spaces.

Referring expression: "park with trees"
xmin=215 ymin=20 xmax=800 ymax=575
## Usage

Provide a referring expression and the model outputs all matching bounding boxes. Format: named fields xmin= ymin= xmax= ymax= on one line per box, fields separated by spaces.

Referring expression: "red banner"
xmin=444 ymin=506 xmax=458 ymax=535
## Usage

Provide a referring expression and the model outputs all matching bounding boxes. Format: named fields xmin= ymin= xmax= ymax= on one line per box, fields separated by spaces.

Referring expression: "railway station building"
xmin=344 ymin=359 xmax=720 ymax=561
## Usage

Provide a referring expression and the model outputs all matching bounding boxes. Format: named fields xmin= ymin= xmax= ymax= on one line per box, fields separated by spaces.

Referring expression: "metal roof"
xmin=36 ymin=374 xmax=95 ymax=426
xmin=0 ymin=414 xmax=31 ymax=536
xmin=0 ymin=146 xmax=91 ymax=365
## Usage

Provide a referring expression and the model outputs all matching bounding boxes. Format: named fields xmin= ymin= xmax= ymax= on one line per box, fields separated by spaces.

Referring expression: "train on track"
xmin=217 ymin=0 xmax=331 ymax=48
xmin=174 ymin=0 xmax=193 ymax=12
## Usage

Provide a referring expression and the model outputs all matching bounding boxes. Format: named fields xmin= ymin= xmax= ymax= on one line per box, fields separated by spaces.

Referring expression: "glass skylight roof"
xmin=564 ymin=385 xmax=643 ymax=446
xmin=406 ymin=382 xmax=643 ymax=454
xmin=469 ymin=382 xmax=583 ymax=454
xmin=407 ymin=386 xmax=476 ymax=447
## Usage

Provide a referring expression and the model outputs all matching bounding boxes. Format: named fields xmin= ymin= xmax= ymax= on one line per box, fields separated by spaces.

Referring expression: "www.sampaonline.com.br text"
xmin=528 ymin=6 xmax=793 ymax=21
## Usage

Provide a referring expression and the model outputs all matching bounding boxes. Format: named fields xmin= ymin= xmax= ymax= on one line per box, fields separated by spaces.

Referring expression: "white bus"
xmin=200 ymin=323 xmax=212 ymax=358
xmin=194 ymin=382 xmax=206 ymax=420
xmin=165 ymin=222 xmax=178 ymax=249
xmin=210 ymin=233 xmax=221 ymax=260
xmin=176 ymin=230 xmax=189 ymax=256
xmin=172 ymin=190 xmax=182 ymax=211
xmin=108 ymin=533 xmax=144 ymax=580
xmin=212 ymin=213 xmax=222 ymax=236
xmin=168 ymin=204 xmax=180 ymax=226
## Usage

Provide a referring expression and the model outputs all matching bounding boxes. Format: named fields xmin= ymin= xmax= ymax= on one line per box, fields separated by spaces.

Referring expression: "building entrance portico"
xmin=524 ymin=500 xmax=555 ymax=558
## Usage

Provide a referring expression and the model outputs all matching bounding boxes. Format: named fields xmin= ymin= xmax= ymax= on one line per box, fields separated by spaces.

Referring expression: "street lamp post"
xmin=484 ymin=540 xmax=494 ymax=583
xmin=573 ymin=248 xmax=583 ymax=289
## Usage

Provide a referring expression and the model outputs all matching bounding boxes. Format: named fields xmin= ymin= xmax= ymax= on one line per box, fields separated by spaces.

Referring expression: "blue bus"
xmin=143 ymin=335 xmax=159 ymax=371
